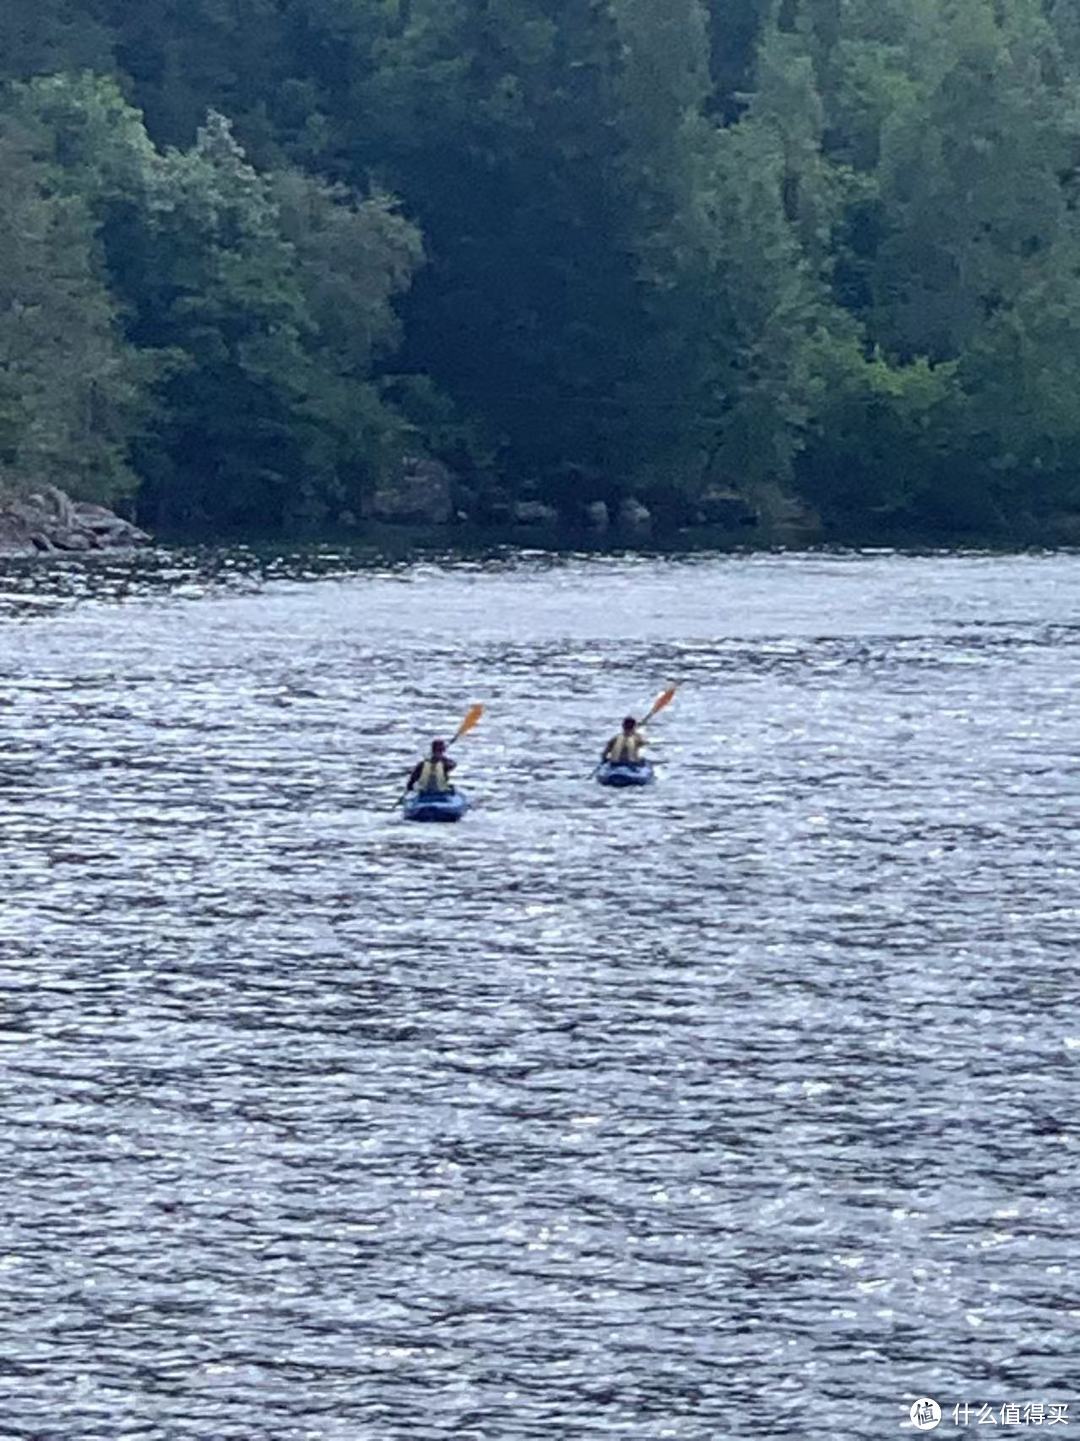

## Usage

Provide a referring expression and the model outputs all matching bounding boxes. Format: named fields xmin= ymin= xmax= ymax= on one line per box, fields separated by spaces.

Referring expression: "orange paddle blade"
xmin=644 ymin=687 xmax=677 ymax=722
xmin=453 ymin=703 xmax=485 ymax=742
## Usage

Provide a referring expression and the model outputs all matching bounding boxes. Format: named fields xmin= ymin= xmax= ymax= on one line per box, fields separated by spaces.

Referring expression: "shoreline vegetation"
xmin=5 ymin=4 xmax=1080 ymax=549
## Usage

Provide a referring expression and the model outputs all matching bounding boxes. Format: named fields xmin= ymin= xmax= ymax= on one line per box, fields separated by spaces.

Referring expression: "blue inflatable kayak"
xmin=596 ymin=762 xmax=654 ymax=788
xmin=403 ymin=788 xmax=469 ymax=822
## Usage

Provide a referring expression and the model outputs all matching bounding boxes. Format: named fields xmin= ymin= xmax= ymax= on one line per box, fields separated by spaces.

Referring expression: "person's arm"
xmin=406 ymin=761 xmax=423 ymax=792
xmin=445 ymin=757 xmax=457 ymax=773
xmin=601 ymin=737 xmax=613 ymax=761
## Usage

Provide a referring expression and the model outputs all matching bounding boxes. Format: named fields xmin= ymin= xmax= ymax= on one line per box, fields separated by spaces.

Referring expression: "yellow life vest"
xmin=609 ymin=731 xmax=643 ymax=764
xmin=418 ymin=758 xmax=450 ymax=792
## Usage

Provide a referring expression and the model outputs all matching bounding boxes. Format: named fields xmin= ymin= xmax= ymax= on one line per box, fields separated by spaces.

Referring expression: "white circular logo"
xmin=909 ymin=1398 xmax=942 ymax=1431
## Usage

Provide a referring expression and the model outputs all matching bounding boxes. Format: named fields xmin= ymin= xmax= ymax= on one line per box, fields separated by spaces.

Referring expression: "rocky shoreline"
xmin=0 ymin=460 xmax=832 ymax=558
xmin=0 ymin=486 xmax=151 ymax=559
xmin=364 ymin=455 xmax=772 ymax=540
xmin=3 ymin=474 xmax=1067 ymax=556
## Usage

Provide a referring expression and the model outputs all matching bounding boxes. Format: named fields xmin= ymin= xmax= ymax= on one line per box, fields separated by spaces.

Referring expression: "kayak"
xmin=596 ymin=761 xmax=654 ymax=788
xmin=403 ymin=788 xmax=469 ymax=822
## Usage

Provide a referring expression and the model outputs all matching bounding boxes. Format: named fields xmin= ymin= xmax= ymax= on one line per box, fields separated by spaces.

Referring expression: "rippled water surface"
xmin=1 ymin=545 xmax=1078 ymax=1439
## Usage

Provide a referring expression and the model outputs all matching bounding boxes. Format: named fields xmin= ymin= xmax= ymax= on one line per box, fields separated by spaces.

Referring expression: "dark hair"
xmin=622 ymin=716 xmax=636 ymax=731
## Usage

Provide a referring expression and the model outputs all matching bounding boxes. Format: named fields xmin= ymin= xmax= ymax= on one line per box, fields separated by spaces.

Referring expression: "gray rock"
xmin=694 ymin=488 xmax=758 ymax=528
xmin=617 ymin=497 xmax=652 ymax=535
xmin=0 ymin=486 xmax=151 ymax=557
xmin=512 ymin=500 xmax=559 ymax=527
xmin=46 ymin=485 xmax=78 ymax=528
xmin=585 ymin=500 xmax=609 ymax=533
xmin=52 ymin=528 xmax=94 ymax=552
xmin=71 ymin=504 xmax=150 ymax=547
xmin=369 ymin=456 xmax=454 ymax=525
xmin=73 ymin=501 xmax=128 ymax=530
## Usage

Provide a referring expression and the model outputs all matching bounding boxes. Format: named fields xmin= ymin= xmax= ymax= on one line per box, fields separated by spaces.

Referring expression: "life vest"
xmin=418 ymin=758 xmax=450 ymax=793
xmin=609 ymin=731 xmax=642 ymax=764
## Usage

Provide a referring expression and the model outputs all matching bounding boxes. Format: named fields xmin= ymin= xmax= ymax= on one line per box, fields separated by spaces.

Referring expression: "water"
xmin=1 ymin=545 xmax=1078 ymax=1439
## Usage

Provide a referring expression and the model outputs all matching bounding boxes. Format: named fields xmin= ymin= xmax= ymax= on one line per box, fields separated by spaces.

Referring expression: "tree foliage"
xmin=3 ymin=0 xmax=1080 ymax=536
xmin=5 ymin=73 xmax=422 ymax=529
xmin=0 ymin=112 xmax=142 ymax=501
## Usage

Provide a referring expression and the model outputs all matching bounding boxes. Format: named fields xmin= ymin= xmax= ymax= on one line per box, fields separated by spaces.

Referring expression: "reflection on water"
xmin=1 ymin=544 xmax=1078 ymax=1439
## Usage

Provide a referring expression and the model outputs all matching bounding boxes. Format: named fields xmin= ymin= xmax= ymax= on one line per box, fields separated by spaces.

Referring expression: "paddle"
xmin=592 ymin=686 xmax=677 ymax=775
xmin=392 ymin=703 xmax=485 ymax=809
xmin=641 ymin=686 xmax=677 ymax=726
xmin=450 ymin=703 xmax=485 ymax=747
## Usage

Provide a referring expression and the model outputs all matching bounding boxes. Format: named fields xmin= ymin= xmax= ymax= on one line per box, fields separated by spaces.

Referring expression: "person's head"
xmin=622 ymin=716 xmax=636 ymax=734
xmin=431 ymin=738 xmax=447 ymax=757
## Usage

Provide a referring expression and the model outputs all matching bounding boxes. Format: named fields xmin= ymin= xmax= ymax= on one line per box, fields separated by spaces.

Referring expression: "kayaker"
xmin=603 ymin=716 xmax=646 ymax=766
xmin=407 ymin=738 xmax=457 ymax=794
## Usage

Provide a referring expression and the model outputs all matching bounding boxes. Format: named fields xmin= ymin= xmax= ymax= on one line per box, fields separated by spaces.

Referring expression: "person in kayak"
xmin=407 ymin=738 xmax=457 ymax=794
xmin=603 ymin=716 xmax=647 ymax=766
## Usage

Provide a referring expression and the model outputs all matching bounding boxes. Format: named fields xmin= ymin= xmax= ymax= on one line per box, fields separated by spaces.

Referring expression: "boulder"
xmin=694 ymin=488 xmax=758 ymax=528
xmin=369 ymin=456 xmax=455 ymax=525
xmin=52 ymin=528 xmax=94 ymax=552
xmin=584 ymin=500 xmax=610 ymax=533
xmin=0 ymin=486 xmax=150 ymax=557
xmin=45 ymin=486 xmax=78 ymax=528
xmin=617 ymin=497 xmax=653 ymax=535
xmin=71 ymin=500 xmax=149 ymax=542
xmin=512 ymin=500 xmax=559 ymax=527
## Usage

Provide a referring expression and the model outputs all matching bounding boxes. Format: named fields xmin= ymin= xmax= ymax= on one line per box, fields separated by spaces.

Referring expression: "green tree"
xmin=137 ymin=112 xmax=321 ymax=529
xmin=0 ymin=0 xmax=114 ymax=84
xmin=15 ymin=75 xmax=423 ymax=530
xmin=0 ymin=114 xmax=141 ymax=501
xmin=866 ymin=0 xmax=1074 ymax=362
xmin=701 ymin=120 xmax=827 ymax=493
xmin=272 ymin=169 xmax=425 ymax=511
xmin=608 ymin=0 xmax=719 ymax=489
xmin=98 ymin=0 xmax=282 ymax=150
xmin=703 ymin=0 xmax=770 ymax=119
xmin=362 ymin=0 xmax=672 ymax=489
xmin=796 ymin=337 xmax=961 ymax=527
xmin=956 ymin=258 xmax=1080 ymax=523
xmin=749 ymin=8 xmax=847 ymax=277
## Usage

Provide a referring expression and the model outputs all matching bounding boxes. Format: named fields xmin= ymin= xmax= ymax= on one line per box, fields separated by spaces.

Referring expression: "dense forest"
xmin=3 ymin=0 xmax=1080 ymax=539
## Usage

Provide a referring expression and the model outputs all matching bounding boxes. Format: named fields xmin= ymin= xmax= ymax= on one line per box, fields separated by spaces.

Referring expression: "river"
xmin=1 ymin=545 xmax=1077 ymax=1439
